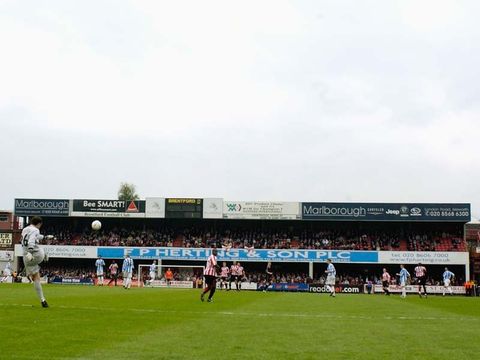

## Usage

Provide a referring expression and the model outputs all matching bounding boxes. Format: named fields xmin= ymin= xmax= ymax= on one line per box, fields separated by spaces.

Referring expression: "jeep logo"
xmin=386 ymin=209 xmax=400 ymax=215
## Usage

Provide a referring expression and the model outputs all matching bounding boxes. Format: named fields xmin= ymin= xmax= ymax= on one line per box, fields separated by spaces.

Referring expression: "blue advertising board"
xmin=97 ymin=247 xmax=379 ymax=263
xmin=302 ymin=203 xmax=470 ymax=222
xmin=268 ymin=283 xmax=309 ymax=292
xmin=14 ymin=198 xmax=70 ymax=217
xmin=49 ymin=276 xmax=94 ymax=285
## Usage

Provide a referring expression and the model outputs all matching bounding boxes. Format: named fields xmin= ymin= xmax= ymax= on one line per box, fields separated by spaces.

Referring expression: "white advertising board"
xmin=378 ymin=251 xmax=469 ymax=265
xmin=223 ymin=201 xmax=300 ymax=220
xmin=15 ymin=244 xmax=97 ymax=259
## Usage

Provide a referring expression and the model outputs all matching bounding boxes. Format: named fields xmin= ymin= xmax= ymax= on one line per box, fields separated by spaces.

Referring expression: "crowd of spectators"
xmin=41 ymin=225 xmax=465 ymax=252
xmin=39 ymin=266 xmax=95 ymax=280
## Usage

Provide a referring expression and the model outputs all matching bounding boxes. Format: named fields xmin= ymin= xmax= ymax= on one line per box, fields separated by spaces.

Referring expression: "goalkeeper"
xmin=21 ymin=216 xmax=51 ymax=308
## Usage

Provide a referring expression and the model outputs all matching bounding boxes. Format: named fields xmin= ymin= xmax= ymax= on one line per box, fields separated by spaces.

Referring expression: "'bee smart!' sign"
xmin=71 ymin=199 xmax=146 ymax=218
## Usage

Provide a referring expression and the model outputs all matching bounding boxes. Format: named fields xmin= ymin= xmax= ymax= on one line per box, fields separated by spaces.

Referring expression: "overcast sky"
xmin=1 ymin=0 xmax=479 ymax=220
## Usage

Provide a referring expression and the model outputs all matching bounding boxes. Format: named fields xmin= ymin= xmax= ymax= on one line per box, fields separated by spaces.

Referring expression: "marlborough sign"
xmin=14 ymin=199 xmax=70 ymax=217
xmin=302 ymin=203 xmax=470 ymax=222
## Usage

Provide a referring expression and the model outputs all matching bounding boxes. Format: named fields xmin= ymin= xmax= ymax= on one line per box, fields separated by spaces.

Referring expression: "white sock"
xmin=449 ymin=287 xmax=453 ymax=294
xmin=402 ymin=288 xmax=406 ymax=297
xmin=443 ymin=288 xmax=446 ymax=296
xmin=34 ymin=279 xmax=45 ymax=302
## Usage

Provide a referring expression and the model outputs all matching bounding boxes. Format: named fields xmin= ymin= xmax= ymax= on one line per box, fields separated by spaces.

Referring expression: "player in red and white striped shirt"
xmin=414 ymin=263 xmax=428 ymax=298
xmin=236 ymin=262 xmax=245 ymax=291
xmin=381 ymin=268 xmax=391 ymax=295
xmin=201 ymin=249 xmax=218 ymax=302
xmin=220 ymin=262 xmax=230 ymax=290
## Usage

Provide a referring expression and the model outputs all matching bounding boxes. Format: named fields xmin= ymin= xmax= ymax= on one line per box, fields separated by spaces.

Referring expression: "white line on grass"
xmin=0 ymin=303 xmax=477 ymax=322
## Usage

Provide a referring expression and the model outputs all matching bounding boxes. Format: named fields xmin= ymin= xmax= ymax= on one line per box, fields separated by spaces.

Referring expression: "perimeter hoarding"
xmin=14 ymin=244 xmax=98 ymax=258
xmin=302 ymin=203 xmax=470 ymax=222
xmin=373 ymin=284 xmax=466 ymax=295
xmin=71 ymin=199 xmax=146 ymax=218
xmin=11 ymin=245 xmax=470 ymax=268
xmin=378 ymin=251 xmax=468 ymax=265
xmin=97 ymin=248 xmax=379 ymax=263
xmin=223 ymin=201 xmax=301 ymax=220
xmin=14 ymin=199 xmax=70 ymax=217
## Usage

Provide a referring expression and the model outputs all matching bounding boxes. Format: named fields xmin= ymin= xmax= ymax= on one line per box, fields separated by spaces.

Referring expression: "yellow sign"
xmin=0 ymin=233 xmax=13 ymax=246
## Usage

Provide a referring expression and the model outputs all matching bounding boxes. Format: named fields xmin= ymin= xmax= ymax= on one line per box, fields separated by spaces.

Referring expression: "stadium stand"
xmin=41 ymin=225 xmax=466 ymax=252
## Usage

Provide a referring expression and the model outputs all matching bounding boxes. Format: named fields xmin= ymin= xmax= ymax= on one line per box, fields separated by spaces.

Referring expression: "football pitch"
xmin=1 ymin=285 xmax=479 ymax=360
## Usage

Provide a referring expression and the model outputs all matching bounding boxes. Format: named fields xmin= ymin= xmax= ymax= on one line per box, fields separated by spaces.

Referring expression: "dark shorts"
xmin=382 ymin=281 xmax=389 ymax=288
xmin=221 ymin=276 xmax=228 ymax=281
xmin=204 ymin=275 xmax=216 ymax=287
xmin=417 ymin=276 xmax=426 ymax=285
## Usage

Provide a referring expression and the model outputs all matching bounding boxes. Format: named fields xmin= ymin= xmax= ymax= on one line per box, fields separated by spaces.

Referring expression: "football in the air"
xmin=91 ymin=220 xmax=102 ymax=231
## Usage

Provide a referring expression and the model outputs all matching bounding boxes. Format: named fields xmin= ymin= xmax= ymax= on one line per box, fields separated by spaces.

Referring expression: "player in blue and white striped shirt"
xmin=396 ymin=264 xmax=410 ymax=298
xmin=148 ymin=260 xmax=157 ymax=286
xmin=324 ymin=259 xmax=336 ymax=297
xmin=122 ymin=254 xmax=134 ymax=289
xmin=442 ymin=267 xmax=455 ymax=296
xmin=95 ymin=256 xmax=105 ymax=286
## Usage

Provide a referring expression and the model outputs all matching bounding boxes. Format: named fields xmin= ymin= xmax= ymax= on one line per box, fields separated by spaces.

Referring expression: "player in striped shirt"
xmin=325 ymin=259 xmax=336 ymax=297
xmin=95 ymin=256 xmax=105 ymax=286
xmin=236 ymin=262 xmax=245 ymax=291
xmin=201 ymin=249 xmax=218 ymax=302
xmin=414 ymin=263 xmax=427 ymax=298
xmin=122 ymin=254 xmax=134 ymax=290
xmin=148 ymin=260 xmax=157 ymax=286
xmin=107 ymin=260 xmax=119 ymax=286
xmin=442 ymin=267 xmax=455 ymax=296
xmin=219 ymin=262 xmax=230 ymax=290
xmin=396 ymin=264 xmax=410 ymax=298
xmin=381 ymin=268 xmax=391 ymax=295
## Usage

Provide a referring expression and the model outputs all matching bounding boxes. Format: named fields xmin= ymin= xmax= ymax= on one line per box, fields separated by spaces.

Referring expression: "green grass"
xmin=0 ymin=284 xmax=479 ymax=360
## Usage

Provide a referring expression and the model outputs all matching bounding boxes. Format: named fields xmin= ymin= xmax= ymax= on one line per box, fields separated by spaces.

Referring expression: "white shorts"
xmin=97 ymin=272 xmax=104 ymax=277
xmin=149 ymin=271 xmax=156 ymax=280
xmin=444 ymin=279 xmax=451 ymax=287
xmin=400 ymin=280 xmax=406 ymax=287
xmin=326 ymin=275 xmax=336 ymax=286
xmin=23 ymin=248 xmax=45 ymax=276
xmin=124 ymin=272 xmax=132 ymax=279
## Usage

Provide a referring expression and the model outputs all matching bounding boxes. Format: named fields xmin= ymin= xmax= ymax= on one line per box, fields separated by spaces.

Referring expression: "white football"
xmin=91 ymin=220 xmax=102 ymax=231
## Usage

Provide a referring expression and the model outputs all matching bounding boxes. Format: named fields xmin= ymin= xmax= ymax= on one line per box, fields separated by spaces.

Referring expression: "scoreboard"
xmin=165 ymin=198 xmax=203 ymax=218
